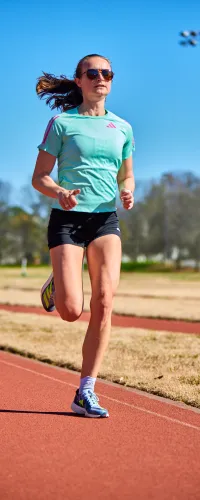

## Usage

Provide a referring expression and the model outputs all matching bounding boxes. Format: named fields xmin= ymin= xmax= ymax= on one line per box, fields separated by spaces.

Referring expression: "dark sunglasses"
xmin=81 ymin=69 xmax=114 ymax=81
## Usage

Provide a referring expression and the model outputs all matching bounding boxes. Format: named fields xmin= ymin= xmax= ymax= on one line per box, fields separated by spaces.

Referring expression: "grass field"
xmin=0 ymin=267 xmax=200 ymax=320
xmin=1 ymin=309 xmax=200 ymax=408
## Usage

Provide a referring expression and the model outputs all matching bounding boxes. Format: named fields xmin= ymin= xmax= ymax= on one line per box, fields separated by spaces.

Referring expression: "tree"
xmin=9 ymin=206 xmax=48 ymax=263
xmin=121 ymin=171 xmax=200 ymax=267
xmin=20 ymin=183 xmax=52 ymax=220
xmin=0 ymin=181 xmax=12 ymax=261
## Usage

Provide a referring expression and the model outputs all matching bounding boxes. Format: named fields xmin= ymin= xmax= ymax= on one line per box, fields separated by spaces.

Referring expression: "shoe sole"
xmin=41 ymin=273 xmax=55 ymax=312
xmin=71 ymin=402 xmax=109 ymax=418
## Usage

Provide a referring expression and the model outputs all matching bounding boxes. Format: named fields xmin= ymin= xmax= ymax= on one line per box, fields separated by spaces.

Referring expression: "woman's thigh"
xmin=50 ymin=244 xmax=84 ymax=321
xmin=86 ymin=234 xmax=122 ymax=302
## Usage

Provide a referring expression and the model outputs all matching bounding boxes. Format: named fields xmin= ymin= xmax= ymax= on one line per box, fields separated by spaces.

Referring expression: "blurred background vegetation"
xmin=1 ymin=170 xmax=200 ymax=271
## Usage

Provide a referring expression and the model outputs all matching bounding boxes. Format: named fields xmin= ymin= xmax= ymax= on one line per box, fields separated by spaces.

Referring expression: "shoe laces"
xmin=85 ymin=390 xmax=99 ymax=406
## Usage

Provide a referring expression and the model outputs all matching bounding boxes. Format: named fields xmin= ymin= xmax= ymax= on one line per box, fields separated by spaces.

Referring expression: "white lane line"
xmin=1 ymin=358 xmax=200 ymax=432
xmin=0 ymin=359 xmax=77 ymax=389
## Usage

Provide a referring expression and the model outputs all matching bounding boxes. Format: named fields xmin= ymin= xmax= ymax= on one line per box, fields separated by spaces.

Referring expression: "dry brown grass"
xmin=1 ymin=267 xmax=200 ymax=320
xmin=112 ymin=296 xmax=200 ymax=320
xmin=1 ymin=309 xmax=200 ymax=408
xmin=1 ymin=267 xmax=200 ymax=295
xmin=0 ymin=289 xmax=199 ymax=321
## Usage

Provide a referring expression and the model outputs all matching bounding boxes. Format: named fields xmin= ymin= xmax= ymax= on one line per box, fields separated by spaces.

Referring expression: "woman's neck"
xmin=78 ymin=100 xmax=106 ymax=116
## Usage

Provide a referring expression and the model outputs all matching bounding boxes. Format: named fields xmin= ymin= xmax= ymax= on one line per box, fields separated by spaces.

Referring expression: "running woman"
xmin=32 ymin=54 xmax=135 ymax=418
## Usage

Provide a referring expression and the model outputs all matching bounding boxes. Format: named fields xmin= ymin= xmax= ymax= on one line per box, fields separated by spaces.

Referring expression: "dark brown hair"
xmin=36 ymin=54 xmax=111 ymax=112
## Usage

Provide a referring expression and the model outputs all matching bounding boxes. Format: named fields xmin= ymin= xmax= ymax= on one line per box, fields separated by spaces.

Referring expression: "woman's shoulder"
xmin=107 ymin=110 xmax=132 ymax=129
xmin=48 ymin=109 xmax=78 ymax=130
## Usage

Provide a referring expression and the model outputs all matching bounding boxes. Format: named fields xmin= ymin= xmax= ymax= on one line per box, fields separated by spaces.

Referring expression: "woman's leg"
xmin=81 ymin=234 xmax=121 ymax=377
xmin=50 ymin=244 xmax=84 ymax=322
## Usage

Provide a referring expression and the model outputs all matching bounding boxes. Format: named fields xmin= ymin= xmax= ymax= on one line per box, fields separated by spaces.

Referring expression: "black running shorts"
xmin=47 ymin=209 xmax=121 ymax=250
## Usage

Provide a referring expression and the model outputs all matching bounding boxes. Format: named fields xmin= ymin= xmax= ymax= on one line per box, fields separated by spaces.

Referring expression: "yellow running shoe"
xmin=41 ymin=272 xmax=55 ymax=312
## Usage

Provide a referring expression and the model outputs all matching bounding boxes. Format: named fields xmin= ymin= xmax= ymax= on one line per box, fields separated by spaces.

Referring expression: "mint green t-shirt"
xmin=38 ymin=107 xmax=135 ymax=213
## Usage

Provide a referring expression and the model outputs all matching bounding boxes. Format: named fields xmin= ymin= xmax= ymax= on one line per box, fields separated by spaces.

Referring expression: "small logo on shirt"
xmin=106 ymin=122 xmax=116 ymax=128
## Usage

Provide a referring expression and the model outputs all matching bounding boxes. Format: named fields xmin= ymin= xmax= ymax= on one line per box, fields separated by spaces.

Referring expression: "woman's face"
xmin=75 ymin=57 xmax=113 ymax=102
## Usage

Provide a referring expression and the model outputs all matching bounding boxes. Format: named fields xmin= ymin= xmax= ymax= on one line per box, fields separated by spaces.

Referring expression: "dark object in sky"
xmin=180 ymin=31 xmax=190 ymax=37
xmin=179 ymin=30 xmax=199 ymax=46
xmin=189 ymin=39 xmax=198 ymax=46
xmin=190 ymin=31 xmax=199 ymax=37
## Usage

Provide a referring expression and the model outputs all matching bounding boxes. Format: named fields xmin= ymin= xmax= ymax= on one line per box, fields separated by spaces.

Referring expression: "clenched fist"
xmin=120 ymin=188 xmax=134 ymax=210
xmin=57 ymin=189 xmax=81 ymax=210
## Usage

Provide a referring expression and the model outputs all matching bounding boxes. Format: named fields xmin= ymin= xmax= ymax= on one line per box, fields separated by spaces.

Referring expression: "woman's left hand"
xmin=120 ymin=189 xmax=134 ymax=210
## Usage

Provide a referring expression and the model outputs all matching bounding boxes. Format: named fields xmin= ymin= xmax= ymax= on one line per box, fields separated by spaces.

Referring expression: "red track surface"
xmin=0 ymin=303 xmax=200 ymax=334
xmin=0 ymin=350 xmax=200 ymax=500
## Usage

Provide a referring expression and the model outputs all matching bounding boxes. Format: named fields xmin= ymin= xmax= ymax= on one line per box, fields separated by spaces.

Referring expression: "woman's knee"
xmin=56 ymin=300 xmax=83 ymax=322
xmin=91 ymin=289 xmax=113 ymax=318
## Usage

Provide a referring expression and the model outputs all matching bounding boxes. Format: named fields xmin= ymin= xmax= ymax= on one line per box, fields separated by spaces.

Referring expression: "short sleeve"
xmin=38 ymin=116 xmax=62 ymax=157
xmin=122 ymin=124 xmax=135 ymax=160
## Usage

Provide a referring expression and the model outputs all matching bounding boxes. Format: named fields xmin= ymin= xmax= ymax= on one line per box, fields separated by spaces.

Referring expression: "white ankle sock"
xmin=79 ymin=376 xmax=96 ymax=396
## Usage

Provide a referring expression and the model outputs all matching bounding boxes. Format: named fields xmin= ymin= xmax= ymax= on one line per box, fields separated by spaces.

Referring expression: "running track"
xmin=0 ymin=304 xmax=200 ymax=334
xmin=1 ymin=351 xmax=200 ymax=500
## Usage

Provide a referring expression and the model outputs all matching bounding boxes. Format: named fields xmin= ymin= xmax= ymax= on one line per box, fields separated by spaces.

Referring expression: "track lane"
xmin=0 ymin=351 xmax=200 ymax=500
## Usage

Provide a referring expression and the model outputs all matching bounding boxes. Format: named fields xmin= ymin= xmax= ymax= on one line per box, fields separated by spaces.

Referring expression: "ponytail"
xmin=36 ymin=72 xmax=83 ymax=111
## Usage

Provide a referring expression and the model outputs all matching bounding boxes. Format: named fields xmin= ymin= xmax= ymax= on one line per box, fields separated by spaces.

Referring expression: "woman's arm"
xmin=32 ymin=150 xmax=80 ymax=210
xmin=117 ymin=156 xmax=135 ymax=210
xmin=32 ymin=150 xmax=62 ymax=198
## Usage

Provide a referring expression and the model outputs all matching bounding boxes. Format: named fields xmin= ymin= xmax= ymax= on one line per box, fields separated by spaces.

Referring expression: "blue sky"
xmin=0 ymin=0 xmax=200 ymax=195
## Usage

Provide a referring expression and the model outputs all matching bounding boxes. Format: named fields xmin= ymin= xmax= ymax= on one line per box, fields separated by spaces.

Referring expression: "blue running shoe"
xmin=71 ymin=389 xmax=109 ymax=418
xmin=41 ymin=272 xmax=55 ymax=312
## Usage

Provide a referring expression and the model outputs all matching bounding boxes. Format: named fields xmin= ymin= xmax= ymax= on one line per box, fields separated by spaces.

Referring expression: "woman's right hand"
xmin=57 ymin=189 xmax=81 ymax=210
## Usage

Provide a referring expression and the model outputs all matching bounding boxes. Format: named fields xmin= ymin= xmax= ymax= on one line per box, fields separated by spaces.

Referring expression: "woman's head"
xmin=36 ymin=54 xmax=113 ymax=111
xmin=74 ymin=54 xmax=113 ymax=104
